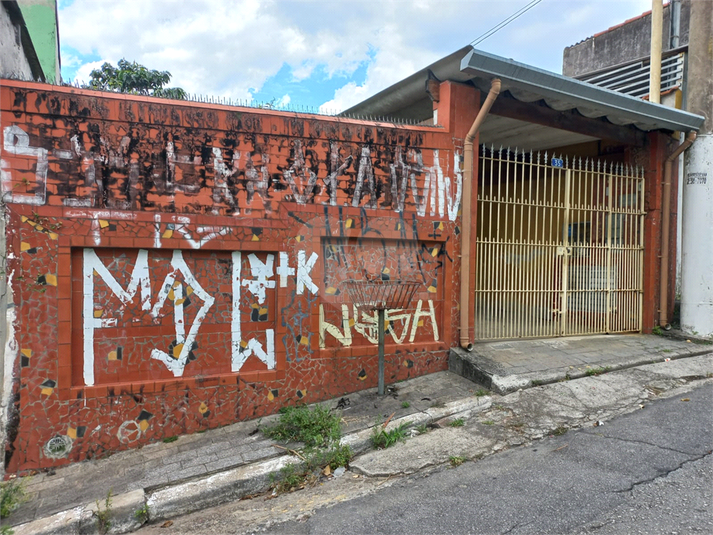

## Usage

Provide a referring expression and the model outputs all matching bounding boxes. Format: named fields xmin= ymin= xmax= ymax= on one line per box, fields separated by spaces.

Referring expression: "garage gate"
xmin=474 ymin=145 xmax=645 ymax=340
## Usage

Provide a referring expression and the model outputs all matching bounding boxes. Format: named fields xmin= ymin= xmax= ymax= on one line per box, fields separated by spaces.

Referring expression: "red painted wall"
xmin=0 ymin=81 xmax=477 ymax=473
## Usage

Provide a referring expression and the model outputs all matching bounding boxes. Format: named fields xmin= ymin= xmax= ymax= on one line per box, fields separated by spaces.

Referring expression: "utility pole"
xmin=680 ymin=0 xmax=713 ymax=337
xmin=649 ymin=0 xmax=663 ymax=103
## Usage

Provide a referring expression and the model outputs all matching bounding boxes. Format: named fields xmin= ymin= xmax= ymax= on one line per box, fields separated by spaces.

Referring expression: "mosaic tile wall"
xmin=0 ymin=81 xmax=469 ymax=473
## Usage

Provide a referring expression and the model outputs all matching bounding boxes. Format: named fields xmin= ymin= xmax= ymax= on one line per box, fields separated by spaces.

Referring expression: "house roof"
xmin=343 ymin=46 xmax=704 ymax=150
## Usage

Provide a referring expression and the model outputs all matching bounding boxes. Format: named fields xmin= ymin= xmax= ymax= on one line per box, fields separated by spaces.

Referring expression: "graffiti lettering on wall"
xmin=81 ymin=247 xmax=318 ymax=386
xmin=1 ymin=125 xmax=48 ymax=205
xmin=1 ymin=125 xmax=462 ymax=220
xmin=318 ymin=300 xmax=439 ymax=348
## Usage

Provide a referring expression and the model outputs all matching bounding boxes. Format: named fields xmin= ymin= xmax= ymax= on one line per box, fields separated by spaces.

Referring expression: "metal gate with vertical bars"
xmin=475 ymin=145 xmax=645 ymax=340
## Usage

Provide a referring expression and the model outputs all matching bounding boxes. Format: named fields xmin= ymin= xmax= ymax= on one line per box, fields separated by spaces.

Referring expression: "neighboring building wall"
xmin=563 ymin=0 xmax=690 ymax=77
xmin=680 ymin=0 xmax=713 ymax=338
xmin=0 ymin=80 xmax=472 ymax=473
xmin=0 ymin=2 xmax=35 ymax=80
xmin=17 ymin=0 xmax=60 ymax=84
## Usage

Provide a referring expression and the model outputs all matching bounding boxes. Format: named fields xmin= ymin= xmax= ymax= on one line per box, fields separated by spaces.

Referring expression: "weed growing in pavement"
xmin=449 ymin=456 xmax=465 ymax=467
xmin=264 ymin=405 xmax=352 ymax=494
xmin=530 ymin=379 xmax=544 ymax=386
xmin=308 ymin=443 xmax=354 ymax=471
xmin=270 ymin=443 xmax=354 ymax=494
xmin=474 ymin=388 xmax=489 ymax=397
xmin=552 ymin=426 xmax=568 ymax=436
xmin=449 ymin=418 xmax=465 ymax=427
xmin=415 ymin=424 xmax=429 ymax=435
xmin=584 ymin=366 xmax=611 ymax=377
xmin=134 ymin=503 xmax=150 ymax=524
xmin=401 ymin=401 xmax=411 ymax=409
xmin=271 ymin=463 xmax=308 ymax=494
xmin=95 ymin=490 xmax=113 ymax=535
xmin=263 ymin=404 xmax=340 ymax=448
xmin=652 ymin=325 xmax=664 ymax=335
xmin=162 ymin=436 xmax=178 ymax=443
xmin=0 ymin=478 xmax=28 ymax=533
xmin=0 ymin=479 xmax=27 ymax=521
xmin=482 ymin=420 xmax=495 ymax=426
xmin=371 ymin=422 xmax=408 ymax=449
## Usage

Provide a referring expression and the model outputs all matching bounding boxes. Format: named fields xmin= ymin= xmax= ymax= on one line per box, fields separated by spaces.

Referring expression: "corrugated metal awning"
xmin=343 ymin=46 xmax=703 ymax=150
xmin=460 ymin=48 xmax=702 ymax=133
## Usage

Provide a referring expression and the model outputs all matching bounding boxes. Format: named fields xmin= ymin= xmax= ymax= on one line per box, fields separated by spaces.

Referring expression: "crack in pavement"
xmin=580 ymin=430 xmax=705 ymax=457
xmin=500 ymin=519 xmax=535 ymax=535
xmin=613 ymin=449 xmax=712 ymax=494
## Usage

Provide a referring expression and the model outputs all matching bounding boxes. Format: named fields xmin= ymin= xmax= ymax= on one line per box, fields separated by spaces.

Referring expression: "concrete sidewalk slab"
xmin=9 ymin=370 xmax=480 ymax=532
xmin=349 ymin=353 xmax=713 ymax=478
xmin=450 ymin=333 xmax=710 ymax=394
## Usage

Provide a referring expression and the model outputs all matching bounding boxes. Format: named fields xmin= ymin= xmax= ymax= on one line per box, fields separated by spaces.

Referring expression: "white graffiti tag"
xmin=82 ymin=248 xmax=317 ymax=385
xmin=149 ymin=251 xmax=215 ymax=376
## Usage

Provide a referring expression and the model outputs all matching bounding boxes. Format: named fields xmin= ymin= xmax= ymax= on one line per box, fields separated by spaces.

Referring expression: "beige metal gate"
xmin=475 ymin=146 xmax=645 ymax=340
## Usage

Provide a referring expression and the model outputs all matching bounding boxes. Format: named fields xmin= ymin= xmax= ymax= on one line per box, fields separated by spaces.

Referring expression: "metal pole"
xmin=378 ymin=308 xmax=385 ymax=395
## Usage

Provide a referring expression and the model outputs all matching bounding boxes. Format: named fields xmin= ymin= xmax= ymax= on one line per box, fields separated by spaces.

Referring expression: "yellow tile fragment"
xmin=172 ymin=343 xmax=184 ymax=359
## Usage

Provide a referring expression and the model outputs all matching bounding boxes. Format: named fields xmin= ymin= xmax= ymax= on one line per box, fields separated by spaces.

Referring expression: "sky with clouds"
xmin=58 ymin=0 xmax=652 ymax=113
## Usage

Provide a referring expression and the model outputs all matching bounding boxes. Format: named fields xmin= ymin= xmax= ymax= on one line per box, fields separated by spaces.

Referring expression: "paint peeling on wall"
xmin=0 ymin=118 xmax=462 ymax=220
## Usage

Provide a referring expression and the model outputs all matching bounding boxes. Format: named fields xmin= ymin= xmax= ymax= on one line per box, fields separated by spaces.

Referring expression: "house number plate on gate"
xmin=551 ymin=157 xmax=564 ymax=168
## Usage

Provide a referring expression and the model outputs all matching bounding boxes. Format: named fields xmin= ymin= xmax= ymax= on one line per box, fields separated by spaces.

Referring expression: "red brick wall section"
xmin=0 ymin=81 xmax=470 ymax=473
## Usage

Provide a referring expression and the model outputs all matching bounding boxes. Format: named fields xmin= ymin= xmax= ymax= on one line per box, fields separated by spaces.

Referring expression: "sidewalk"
xmin=450 ymin=333 xmax=711 ymax=393
xmin=10 ymin=334 xmax=711 ymax=534
xmin=10 ymin=370 xmax=481 ymax=529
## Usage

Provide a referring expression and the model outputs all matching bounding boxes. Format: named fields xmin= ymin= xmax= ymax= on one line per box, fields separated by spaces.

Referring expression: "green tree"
xmin=88 ymin=59 xmax=186 ymax=99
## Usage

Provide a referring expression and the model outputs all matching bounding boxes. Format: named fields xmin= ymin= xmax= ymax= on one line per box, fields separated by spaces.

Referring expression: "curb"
xmin=13 ymin=489 xmax=146 ymax=535
xmin=11 ymin=397 xmax=489 ymax=534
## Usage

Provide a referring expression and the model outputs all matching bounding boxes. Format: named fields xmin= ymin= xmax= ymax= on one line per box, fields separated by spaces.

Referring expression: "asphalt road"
xmin=264 ymin=383 xmax=713 ymax=535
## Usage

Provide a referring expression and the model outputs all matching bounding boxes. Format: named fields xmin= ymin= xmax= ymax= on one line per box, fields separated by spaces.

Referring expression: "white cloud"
xmin=73 ymin=60 xmax=107 ymax=85
xmin=58 ymin=0 xmax=659 ymax=111
xmin=275 ymin=93 xmax=291 ymax=108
